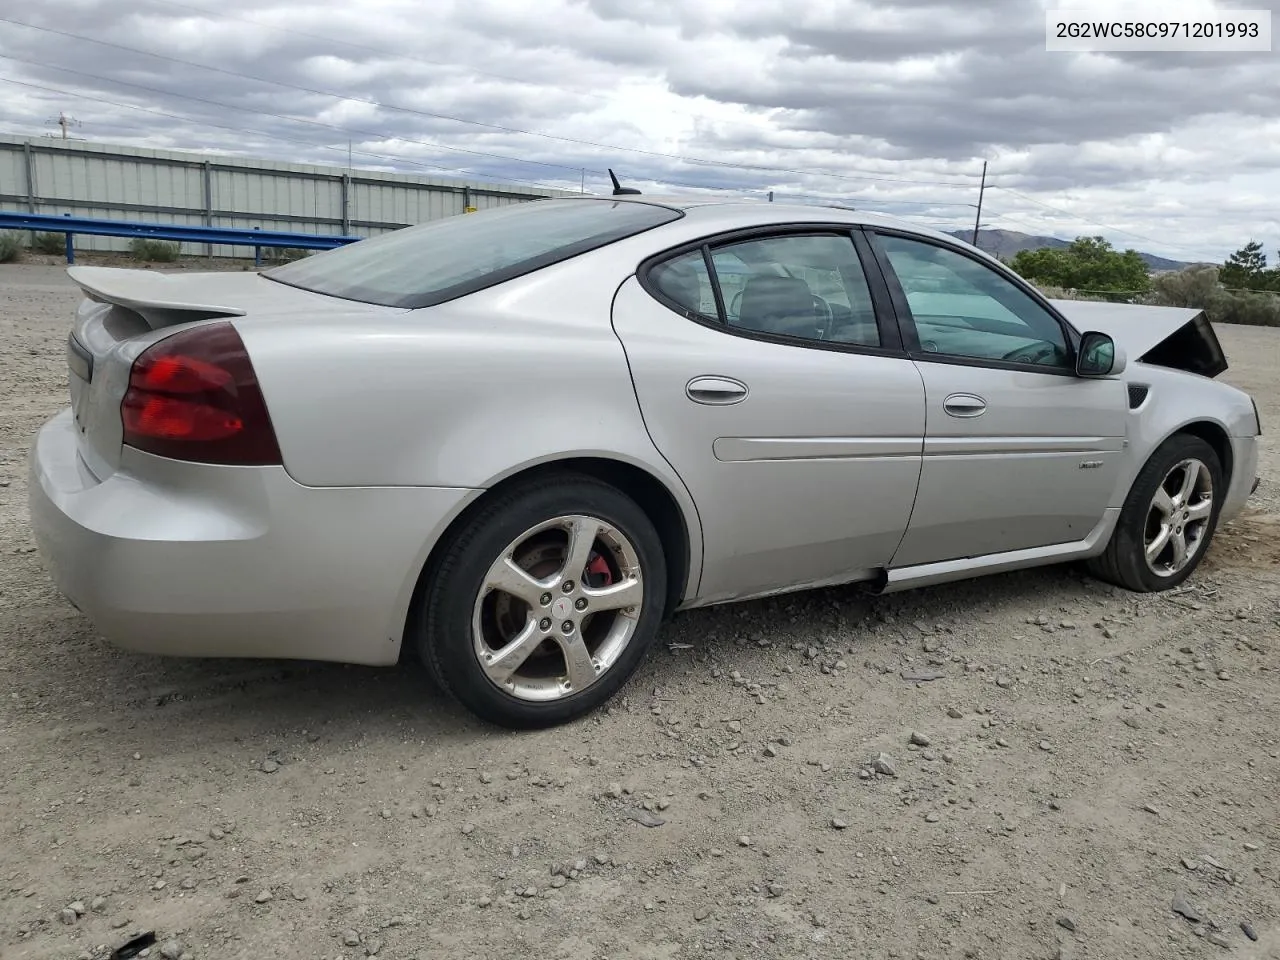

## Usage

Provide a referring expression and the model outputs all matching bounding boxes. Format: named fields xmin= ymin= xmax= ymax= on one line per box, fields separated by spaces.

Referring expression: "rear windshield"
xmin=263 ymin=198 xmax=682 ymax=308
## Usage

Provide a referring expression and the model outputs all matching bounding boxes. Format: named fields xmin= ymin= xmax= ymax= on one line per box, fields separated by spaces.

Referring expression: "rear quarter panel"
xmin=234 ymin=247 xmax=704 ymax=584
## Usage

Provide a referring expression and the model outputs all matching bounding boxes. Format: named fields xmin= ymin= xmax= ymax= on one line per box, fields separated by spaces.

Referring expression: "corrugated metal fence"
xmin=0 ymin=134 xmax=578 ymax=258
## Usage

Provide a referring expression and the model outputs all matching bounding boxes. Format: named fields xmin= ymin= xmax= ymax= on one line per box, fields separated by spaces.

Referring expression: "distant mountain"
xmin=946 ymin=229 xmax=1192 ymax=272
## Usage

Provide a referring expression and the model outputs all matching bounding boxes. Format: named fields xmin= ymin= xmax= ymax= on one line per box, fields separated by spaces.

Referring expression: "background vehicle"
xmin=28 ymin=196 xmax=1261 ymax=727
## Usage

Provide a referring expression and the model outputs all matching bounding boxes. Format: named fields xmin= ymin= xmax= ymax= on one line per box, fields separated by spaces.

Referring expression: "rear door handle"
xmin=686 ymin=376 xmax=749 ymax=405
xmin=943 ymin=393 xmax=987 ymax=418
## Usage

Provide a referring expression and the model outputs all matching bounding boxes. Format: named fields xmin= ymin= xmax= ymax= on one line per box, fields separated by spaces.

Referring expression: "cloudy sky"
xmin=1 ymin=0 xmax=1277 ymax=262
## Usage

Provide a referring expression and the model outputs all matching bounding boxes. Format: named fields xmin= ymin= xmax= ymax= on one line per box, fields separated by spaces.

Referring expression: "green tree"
xmin=1010 ymin=235 xmax=1151 ymax=294
xmin=1219 ymin=240 xmax=1268 ymax=290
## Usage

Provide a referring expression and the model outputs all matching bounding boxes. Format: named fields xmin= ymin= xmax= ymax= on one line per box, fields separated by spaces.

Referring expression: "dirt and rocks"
xmin=1 ymin=261 xmax=1278 ymax=960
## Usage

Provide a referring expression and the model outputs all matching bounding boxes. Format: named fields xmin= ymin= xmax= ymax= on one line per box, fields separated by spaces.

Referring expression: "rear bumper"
xmin=27 ymin=409 xmax=478 ymax=666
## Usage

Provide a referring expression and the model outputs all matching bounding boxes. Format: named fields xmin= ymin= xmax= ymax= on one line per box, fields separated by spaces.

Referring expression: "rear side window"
xmin=263 ymin=199 xmax=683 ymax=309
xmin=645 ymin=232 xmax=881 ymax=348
xmin=648 ymin=251 xmax=717 ymax=319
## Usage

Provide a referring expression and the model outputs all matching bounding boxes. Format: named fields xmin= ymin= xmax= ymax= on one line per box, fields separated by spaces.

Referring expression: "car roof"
xmin=555 ymin=194 xmax=972 ymax=251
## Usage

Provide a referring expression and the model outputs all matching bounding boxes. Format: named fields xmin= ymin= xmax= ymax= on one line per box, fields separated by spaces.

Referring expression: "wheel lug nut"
xmin=561 ymin=620 xmax=574 ymax=634
xmin=539 ymin=618 xmax=552 ymax=631
xmin=575 ymin=598 xmax=588 ymax=611
xmin=540 ymin=592 xmax=552 ymax=606
xmin=562 ymin=580 xmax=575 ymax=593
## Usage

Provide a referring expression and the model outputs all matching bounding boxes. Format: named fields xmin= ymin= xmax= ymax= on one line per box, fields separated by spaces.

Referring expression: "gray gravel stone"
xmin=1241 ymin=922 xmax=1258 ymax=941
xmin=160 ymin=940 xmax=183 ymax=960
xmin=1171 ymin=891 xmax=1203 ymax=923
xmin=872 ymin=753 xmax=897 ymax=776
xmin=343 ymin=930 xmax=361 ymax=947
xmin=909 ymin=731 xmax=931 ymax=747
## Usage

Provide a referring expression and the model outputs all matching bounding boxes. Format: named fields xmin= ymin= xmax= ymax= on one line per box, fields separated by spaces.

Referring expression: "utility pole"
xmin=46 ymin=112 xmax=80 ymax=140
xmin=971 ymin=160 xmax=987 ymax=248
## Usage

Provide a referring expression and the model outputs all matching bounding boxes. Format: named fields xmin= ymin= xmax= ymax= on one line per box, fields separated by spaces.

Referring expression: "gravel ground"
xmin=1 ymin=260 xmax=1278 ymax=960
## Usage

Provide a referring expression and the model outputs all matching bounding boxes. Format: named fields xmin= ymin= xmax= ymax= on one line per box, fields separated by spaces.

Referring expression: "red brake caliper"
xmin=585 ymin=552 xmax=613 ymax=587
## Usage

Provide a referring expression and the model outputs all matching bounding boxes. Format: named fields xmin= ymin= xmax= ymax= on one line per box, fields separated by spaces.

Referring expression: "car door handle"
xmin=686 ymin=376 xmax=749 ymax=405
xmin=943 ymin=393 xmax=987 ymax=418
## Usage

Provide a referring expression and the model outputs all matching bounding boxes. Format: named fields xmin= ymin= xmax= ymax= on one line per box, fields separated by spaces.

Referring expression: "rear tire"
xmin=415 ymin=473 xmax=667 ymax=728
xmin=1086 ymin=433 xmax=1223 ymax=592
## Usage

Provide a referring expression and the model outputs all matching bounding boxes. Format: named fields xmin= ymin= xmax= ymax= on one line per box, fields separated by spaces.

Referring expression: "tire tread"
xmin=415 ymin=470 xmax=666 ymax=728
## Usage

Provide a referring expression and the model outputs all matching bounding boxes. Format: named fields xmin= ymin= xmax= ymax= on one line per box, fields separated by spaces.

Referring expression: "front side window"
xmin=876 ymin=234 xmax=1070 ymax=368
xmin=263 ymin=199 xmax=682 ymax=309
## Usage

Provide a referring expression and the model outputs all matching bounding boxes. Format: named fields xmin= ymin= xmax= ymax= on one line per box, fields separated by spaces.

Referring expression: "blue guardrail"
xmin=0 ymin=211 xmax=362 ymax=265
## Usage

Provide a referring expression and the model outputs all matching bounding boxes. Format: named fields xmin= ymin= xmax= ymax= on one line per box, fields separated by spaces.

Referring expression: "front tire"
xmin=416 ymin=473 xmax=667 ymax=728
xmin=1087 ymin=433 xmax=1223 ymax=592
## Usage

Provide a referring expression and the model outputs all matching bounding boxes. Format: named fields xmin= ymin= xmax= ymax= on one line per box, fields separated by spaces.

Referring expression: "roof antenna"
xmin=608 ymin=168 xmax=642 ymax=196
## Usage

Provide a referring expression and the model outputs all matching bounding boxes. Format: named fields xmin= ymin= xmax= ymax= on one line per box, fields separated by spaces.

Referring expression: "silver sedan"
xmin=28 ymin=196 xmax=1261 ymax=727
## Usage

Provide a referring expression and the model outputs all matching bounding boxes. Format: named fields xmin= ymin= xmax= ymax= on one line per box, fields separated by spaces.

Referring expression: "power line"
xmin=987 ymin=184 xmax=1204 ymax=254
xmin=0 ymin=56 xmax=593 ymax=177
xmin=135 ymin=0 xmax=651 ymax=112
xmin=0 ymin=57 xmax=976 ymax=204
xmin=0 ymin=16 xmax=979 ymax=190
xmin=135 ymin=0 xmax=987 ymax=187
xmin=0 ymin=76 xmax=570 ymax=191
xmin=769 ymin=191 xmax=976 ymax=209
xmin=0 ymin=75 xmax=830 ymax=202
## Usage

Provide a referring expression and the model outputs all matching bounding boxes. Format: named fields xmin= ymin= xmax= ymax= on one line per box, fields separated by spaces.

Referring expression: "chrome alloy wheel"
xmin=471 ymin=515 xmax=644 ymax=702
xmin=1144 ymin=457 xmax=1214 ymax=577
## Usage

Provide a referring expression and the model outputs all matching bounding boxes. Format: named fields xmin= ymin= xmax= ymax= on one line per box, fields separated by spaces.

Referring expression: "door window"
xmin=648 ymin=251 xmax=717 ymax=319
xmin=711 ymin=235 xmax=880 ymax=347
xmin=646 ymin=234 xmax=881 ymax=348
xmin=876 ymin=234 xmax=1070 ymax=368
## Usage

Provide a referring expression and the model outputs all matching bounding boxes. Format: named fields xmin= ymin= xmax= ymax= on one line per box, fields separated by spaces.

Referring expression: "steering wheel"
xmin=1001 ymin=340 xmax=1063 ymax=365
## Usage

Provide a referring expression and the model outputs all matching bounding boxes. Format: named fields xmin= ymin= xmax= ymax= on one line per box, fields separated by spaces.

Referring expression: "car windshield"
xmin=262 ymin=199 xmax=682 ymax=308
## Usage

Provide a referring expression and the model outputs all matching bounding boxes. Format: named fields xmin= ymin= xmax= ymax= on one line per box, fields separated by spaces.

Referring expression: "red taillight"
xmin=121 ymin=321 xmax=282 ymax=466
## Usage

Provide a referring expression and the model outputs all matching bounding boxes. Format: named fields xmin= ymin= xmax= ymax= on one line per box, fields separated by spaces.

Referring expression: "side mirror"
xmin=1076 ymin=331 xmax=1126 ymax=377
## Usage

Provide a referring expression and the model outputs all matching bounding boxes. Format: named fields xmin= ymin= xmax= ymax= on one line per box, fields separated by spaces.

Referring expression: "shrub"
xmin=0 ymin=232 xmax=23 ymax=263
xmin=31 ymin=231 xmax=66 ymax=255
xmin=1035 ymin=285 xmax=1111 ymax=302
xmin=1144 ymin=264 xmax=1280 ymax=327
xmin=129 ymin=238 xmax=182 ymax=263
xmin=265 ymin=246 xmax=310 ymax=263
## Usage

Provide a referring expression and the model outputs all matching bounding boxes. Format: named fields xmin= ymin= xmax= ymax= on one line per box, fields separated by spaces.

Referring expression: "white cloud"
xmin=0 ymin=0 xmax=1277 ymax=261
